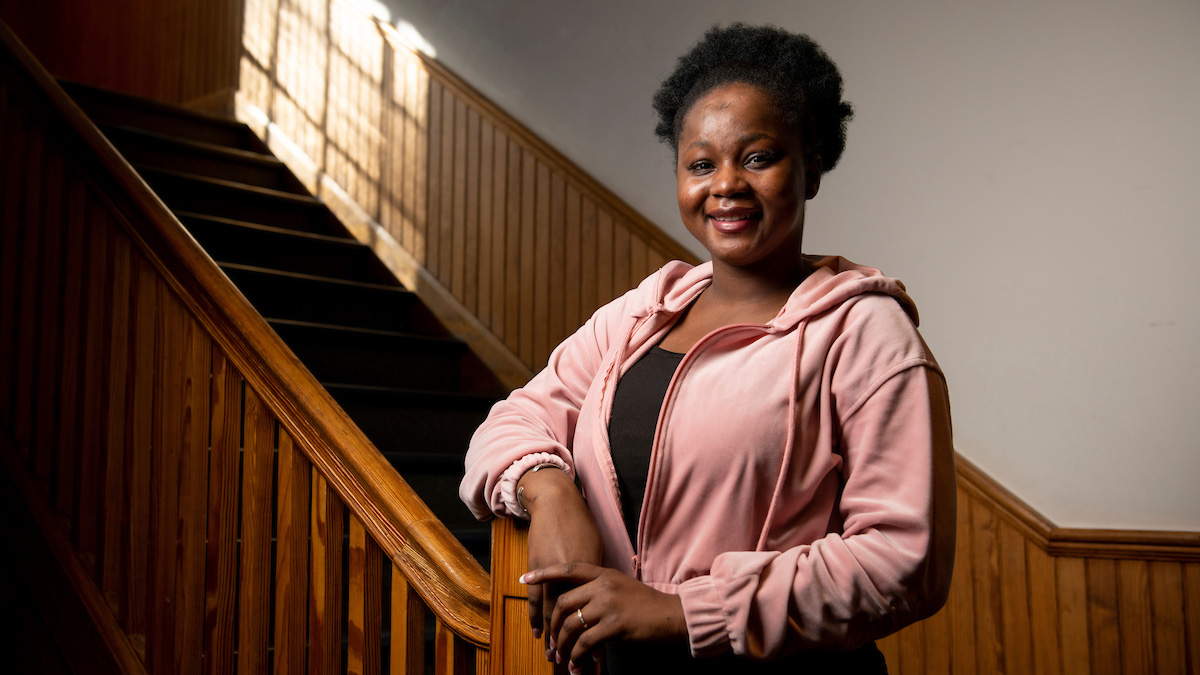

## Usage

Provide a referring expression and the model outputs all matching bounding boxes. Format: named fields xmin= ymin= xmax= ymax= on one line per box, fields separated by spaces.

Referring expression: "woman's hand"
xmin=518 ymin=467 xmax=604 ymax=663
xmin=521 ymin=563 xmax=688 ymax=675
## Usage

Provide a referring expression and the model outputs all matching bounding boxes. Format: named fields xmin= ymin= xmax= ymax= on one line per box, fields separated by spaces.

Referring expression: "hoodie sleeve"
xmin=459 ymin=271 xmax=661 ymax=521
xmin=677 ymin=300 xmax=957 ymax=658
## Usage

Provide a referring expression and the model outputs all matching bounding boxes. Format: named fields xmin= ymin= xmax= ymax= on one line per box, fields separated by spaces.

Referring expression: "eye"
xmin=745 ymin=151 xmax=777 ymax=167
xmin=687 ymin=159 xmax=715 ymax=174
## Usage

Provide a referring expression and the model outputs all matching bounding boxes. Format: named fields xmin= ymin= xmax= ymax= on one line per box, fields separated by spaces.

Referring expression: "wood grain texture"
xmin=2 ymin=20 xmax=492 ymax=671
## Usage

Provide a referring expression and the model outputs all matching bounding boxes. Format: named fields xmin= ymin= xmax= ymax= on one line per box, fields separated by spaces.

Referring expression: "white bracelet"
xmin=516 ymin=463 xmax=565 ymax=516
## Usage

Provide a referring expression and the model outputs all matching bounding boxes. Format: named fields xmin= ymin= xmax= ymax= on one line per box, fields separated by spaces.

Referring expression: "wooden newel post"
xmin=490 ymin=518 xmax=554 ymax=675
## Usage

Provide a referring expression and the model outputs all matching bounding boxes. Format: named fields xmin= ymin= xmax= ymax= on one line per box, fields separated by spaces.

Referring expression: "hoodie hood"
xmin=643 ymin=255 xmax=919 ymax=330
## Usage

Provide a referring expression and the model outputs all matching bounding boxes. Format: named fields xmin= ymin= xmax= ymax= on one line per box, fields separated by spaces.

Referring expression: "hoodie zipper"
xmin=633 ymin=321 xmax=777 ymax=568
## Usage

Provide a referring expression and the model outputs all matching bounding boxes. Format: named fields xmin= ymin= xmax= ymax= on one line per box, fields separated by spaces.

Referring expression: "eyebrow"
xmin=684 ymin=132 xmax=777 ymax=152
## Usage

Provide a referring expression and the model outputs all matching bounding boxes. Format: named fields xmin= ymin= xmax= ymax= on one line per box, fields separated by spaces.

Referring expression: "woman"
xmin=461 ymin=23 xmax=956 ymax=674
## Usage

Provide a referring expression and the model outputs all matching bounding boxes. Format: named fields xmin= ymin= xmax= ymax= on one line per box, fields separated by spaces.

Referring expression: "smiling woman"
xmin=462 ymin=23 xmax=956 ymax=675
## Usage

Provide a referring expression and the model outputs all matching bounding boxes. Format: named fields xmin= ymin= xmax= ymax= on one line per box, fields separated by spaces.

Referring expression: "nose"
xmin=712 ymin=162 xmax=749 ymax=198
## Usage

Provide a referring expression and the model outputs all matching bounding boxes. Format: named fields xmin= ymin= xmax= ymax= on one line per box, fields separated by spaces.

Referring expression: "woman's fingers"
xmin=521 ymin=561 xmax=605 ymax=587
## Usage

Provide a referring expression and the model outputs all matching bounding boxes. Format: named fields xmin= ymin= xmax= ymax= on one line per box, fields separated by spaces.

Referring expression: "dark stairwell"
xmin=62 ymin=80 xmax=499 ymax=568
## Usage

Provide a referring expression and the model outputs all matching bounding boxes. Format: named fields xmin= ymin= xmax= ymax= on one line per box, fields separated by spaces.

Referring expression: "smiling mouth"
xmin=708 ymin=212 xmax=761 ymax=233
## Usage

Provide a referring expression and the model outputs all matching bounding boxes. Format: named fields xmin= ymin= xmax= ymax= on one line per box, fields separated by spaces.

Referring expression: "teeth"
xmin=711 ymin=214 xmax=755 ymax=222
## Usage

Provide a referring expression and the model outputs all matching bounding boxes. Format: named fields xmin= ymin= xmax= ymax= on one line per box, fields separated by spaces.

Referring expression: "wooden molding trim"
xmin=956 ymin=453 xmax=1200 ymax=561
xmin=0 ymin=19 xmax=491 ymax=646
xmin=374 ymin=18 xmax=701 ymax=267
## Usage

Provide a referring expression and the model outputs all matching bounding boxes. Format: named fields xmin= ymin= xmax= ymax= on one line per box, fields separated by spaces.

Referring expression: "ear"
xmin=805 ymin=154 xmax=822 ymax=200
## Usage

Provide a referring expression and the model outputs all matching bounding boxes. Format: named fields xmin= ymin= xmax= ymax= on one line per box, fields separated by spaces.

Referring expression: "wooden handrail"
xmin=0 ymin=17 xmax=490 ymax=647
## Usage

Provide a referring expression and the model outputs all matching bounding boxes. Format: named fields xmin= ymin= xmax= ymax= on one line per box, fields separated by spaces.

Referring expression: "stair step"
xmin=326 ymin=384 xmax=494 ymax=458
xmin=271 ymin=319 xmax=467 ymax=391
xmin=62 ymin=79 xmax=265 ymax=152
xmin=137 ymin=166 xmax=347 ymax=236
xmin=220 ymin=264 xmax=417 ymax=333
xmin=99 ymin=124 xmax=306 ymax=194
xmin=181 ymin=213 xmax=395 ymax=285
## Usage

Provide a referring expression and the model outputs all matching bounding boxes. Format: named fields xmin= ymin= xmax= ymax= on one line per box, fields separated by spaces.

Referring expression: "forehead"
xmin=678 ymin=82 xmax=792 ymax=147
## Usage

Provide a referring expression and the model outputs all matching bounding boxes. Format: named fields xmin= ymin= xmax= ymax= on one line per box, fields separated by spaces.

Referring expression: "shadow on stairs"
xmin=61 ymin=80 xmax=499 ymax=568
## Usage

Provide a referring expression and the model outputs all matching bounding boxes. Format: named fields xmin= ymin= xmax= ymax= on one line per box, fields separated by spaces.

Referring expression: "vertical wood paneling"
xmin=1184 ymin=564 xmax=1200 ymax=674
xmin=950 ymin=488 xmax=978 ymax=675
xmin=1087 ymin=559 xmax=1121 ymax=675
xmin=1026 ymin=542 xmax=1063 ymax=675
xmin=1058 ymin=557 xmax=1091 ymax=675
xmin=518 ymin=151 xmax=536 ymax=366
xmin=533 ymin=162 xmax=551 ymax=366
xmin=1117 ymin=560 xmax=1154 ymax=673
xmin=489 ymin=125 xmax=508 ymax=335
xmin=476 ymin=118 xmax=493 ymax=326
xmin=1148 ymin=562 xmax=1185 ymax=674
xmin=998 ymin=521 xmax=1032 ymax=674
xmin=548 ymin=173 xmax=565 ymax=351
xmin=564 ymin=185 xmax=582 ymax=336
xmin=0 ymin=102 xmax=26 ymax=430
xmin=505 ymin=139 xmax=523 ymax=352
xmin=971 ymin=495 xmax=1004 ymax=675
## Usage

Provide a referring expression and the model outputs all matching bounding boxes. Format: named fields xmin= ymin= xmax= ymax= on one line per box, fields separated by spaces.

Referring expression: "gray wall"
xmin=377 ymin=0 xmax=1200 ymax=530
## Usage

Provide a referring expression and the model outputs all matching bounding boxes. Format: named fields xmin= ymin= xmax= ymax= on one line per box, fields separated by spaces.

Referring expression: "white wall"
xmin=381 ymin=0 xmax=1200 ymax=531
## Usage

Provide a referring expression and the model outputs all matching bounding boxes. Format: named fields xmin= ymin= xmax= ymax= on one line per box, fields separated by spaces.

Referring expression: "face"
xmin=676 ymin=83 xmax=820 ymax=276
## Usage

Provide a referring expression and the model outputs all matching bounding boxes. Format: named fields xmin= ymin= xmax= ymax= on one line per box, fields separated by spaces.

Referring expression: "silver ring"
xmin=576 ymin=607 xmax=590 ymax=630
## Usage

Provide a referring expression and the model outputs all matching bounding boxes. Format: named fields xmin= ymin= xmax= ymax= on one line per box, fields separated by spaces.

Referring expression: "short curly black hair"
xmin=652 ymin=23 xmax=854 ymax=172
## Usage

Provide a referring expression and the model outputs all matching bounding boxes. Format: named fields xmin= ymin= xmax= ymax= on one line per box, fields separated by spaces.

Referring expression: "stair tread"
xmin=101 ymin=123 xmax=281 ymax=166
xmin=218 ymin=262 xmax=406 ymax=291
xmin=178 ymin=211 xmax=363 ymax=246
xmin=267 ymin=318 xmax=465 ymax=350
xmin=137 ymin=165 xmax=321 ymax=204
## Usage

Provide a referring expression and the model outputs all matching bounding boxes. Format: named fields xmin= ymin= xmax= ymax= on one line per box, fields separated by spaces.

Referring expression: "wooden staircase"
xmin=61 ymin=80 xmax=500 ymax=567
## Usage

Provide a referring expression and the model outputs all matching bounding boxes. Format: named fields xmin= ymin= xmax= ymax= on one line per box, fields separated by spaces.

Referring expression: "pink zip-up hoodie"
xmin=461 ymin=256 xmax=956 ymax=659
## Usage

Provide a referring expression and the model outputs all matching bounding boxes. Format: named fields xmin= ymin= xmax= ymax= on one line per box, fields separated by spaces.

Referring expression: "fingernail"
xmin=593 ymin=653 xmax=601 ymax=663
xmin=555 ymin=650 xmax=562 ymax=665
xmin=545 ymin=648 xmax=553 ymax=662
xmin=519 ymin=573 xmax=529 ymax=583
xmin=569 ymin=661 xmax=581 ymax=675
xmin=532 ymin=627 xmax=542 ymax=639
xmin=548 ymin=636 xmax=555 ymax=649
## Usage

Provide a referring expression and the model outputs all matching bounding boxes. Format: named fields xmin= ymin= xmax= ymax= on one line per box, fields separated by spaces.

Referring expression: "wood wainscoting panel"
xmin=875 ymin=457 xmax=1200 ymax=674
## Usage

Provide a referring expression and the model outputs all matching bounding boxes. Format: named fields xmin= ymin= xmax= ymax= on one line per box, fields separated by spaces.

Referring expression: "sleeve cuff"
xmin=496 ymin=453 xmax=573 ymax=519
xmin=677 ymin=575 xmax=732 ymax=657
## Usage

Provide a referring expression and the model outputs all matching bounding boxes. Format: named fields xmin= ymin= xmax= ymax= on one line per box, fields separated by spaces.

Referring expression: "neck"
xmin=706 ymin=253 xmax=811 ymax=310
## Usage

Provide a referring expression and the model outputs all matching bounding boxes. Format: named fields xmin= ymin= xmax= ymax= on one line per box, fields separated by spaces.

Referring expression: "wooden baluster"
xmin=310 ymin=473 xmax=346 ymax=674
xmin=53 ymin=175 xmax=88 ymax=548
xmin=203 ymin=349 xmax=240 ymax=675
xmin=147 ymin=280 xmax=186 ymax=674
xmin=237 ymin=387 xmax=276 ymax=674
xmin=13 ymin=124 xmax=45 ymax=455
xmin=125 ymin=255 xmax=158 ymax=643
xmin=390 ymin=569 xmax=427 ymax=673
xmin=75 ymin=202 xmax=114 ymax=579
xmin=100 ymin=222 xmax=133 ymax=609
xmin=174 ymin=312 xmax=211 ymax=675
xmin=273 ymin=429 xmax=311 ymax=675
xmin=0 ymin=96 xmax=25 ymax=430
xmin=348 ymin=514 xmax=383 ymax=675
xmin=32 ymin=148 xmax=65 ymax=491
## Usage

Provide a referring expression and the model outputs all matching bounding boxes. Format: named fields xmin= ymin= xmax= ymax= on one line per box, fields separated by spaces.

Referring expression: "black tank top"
xmin=608 ymin=345 xmax=685 ymax=550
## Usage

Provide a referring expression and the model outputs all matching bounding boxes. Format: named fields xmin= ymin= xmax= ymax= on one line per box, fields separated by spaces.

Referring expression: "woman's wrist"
xmin=517 ymin=465 xmax=580 ymax=517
